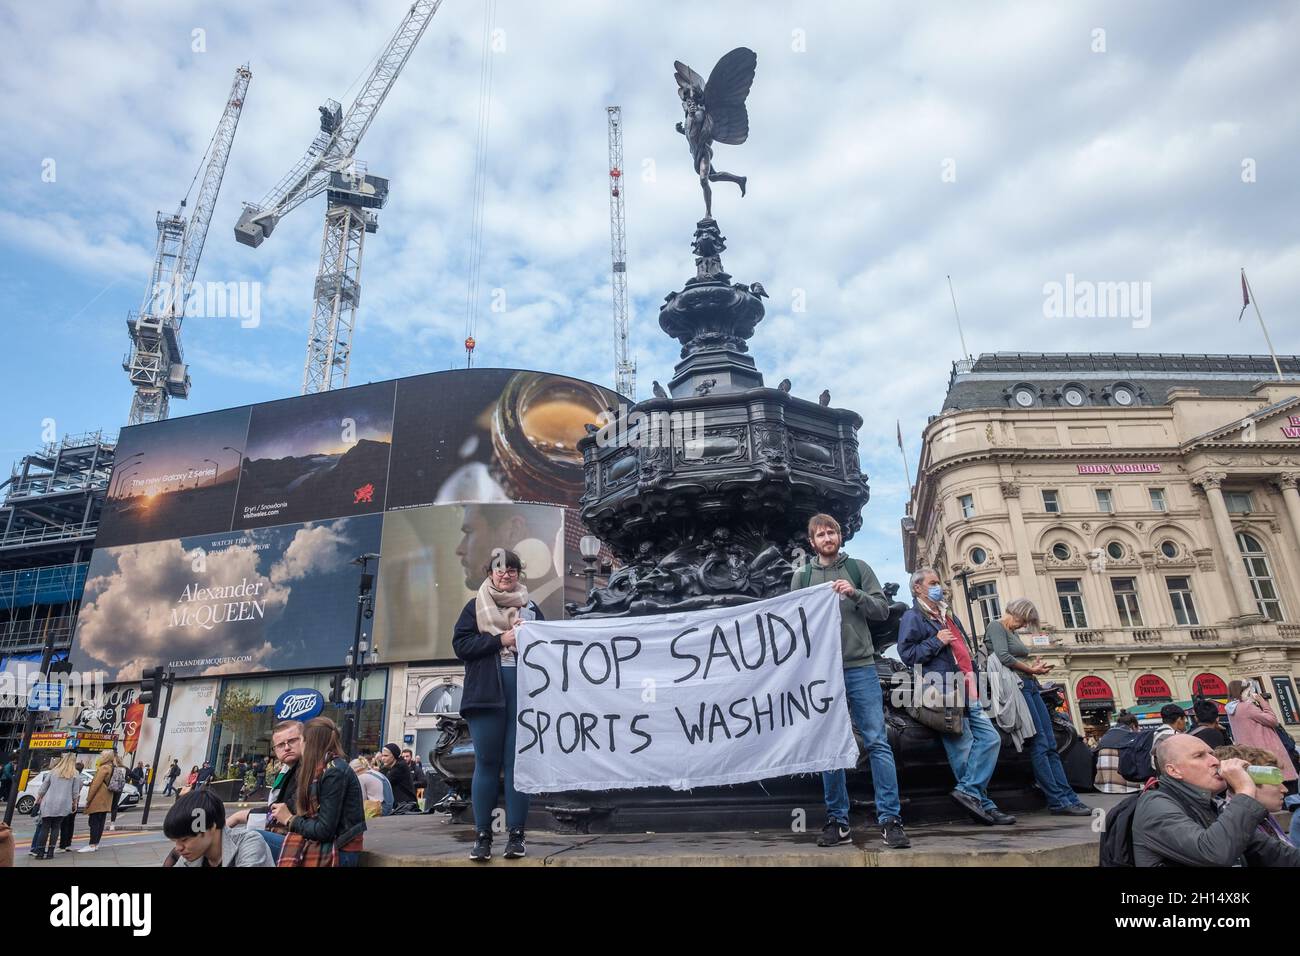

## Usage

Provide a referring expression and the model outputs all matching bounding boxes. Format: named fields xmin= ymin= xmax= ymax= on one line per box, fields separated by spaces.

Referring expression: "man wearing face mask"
xmin=898 ymin=566 xmax=1015 ymax=826
xmin=789 ymin=514 xmax=910 ymax=850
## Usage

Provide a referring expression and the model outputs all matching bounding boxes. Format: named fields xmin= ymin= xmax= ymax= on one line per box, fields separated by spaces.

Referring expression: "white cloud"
xmin=5 ymin=0 xmax=1300 ymax=590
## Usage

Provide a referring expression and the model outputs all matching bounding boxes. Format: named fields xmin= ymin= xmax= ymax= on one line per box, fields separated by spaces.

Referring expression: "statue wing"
xmin=703 ymin=47 xmax=756 ymax=145
xmin=673 ymin=60 xmax=705 ymax=97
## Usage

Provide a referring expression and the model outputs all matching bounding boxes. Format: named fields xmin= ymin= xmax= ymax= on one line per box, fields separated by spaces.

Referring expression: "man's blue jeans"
xmin=941 ymin=700 xmax=1002 ymax=811
xmin=1021 ymin=678 xmax=1081 ymax=809
xmin=822 ymin=664 xmax=903 ymax=825
xmin=257 ymin=828 xmax=285 ymax=862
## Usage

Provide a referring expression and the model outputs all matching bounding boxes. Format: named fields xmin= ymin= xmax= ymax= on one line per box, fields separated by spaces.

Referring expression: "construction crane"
xmin=607 ymin=106 xmax=636 ymax=400
xmin=124 ymin=65 xmax=252 ymax=424
xmin=235 ymin=0 xmax=443 ymax=394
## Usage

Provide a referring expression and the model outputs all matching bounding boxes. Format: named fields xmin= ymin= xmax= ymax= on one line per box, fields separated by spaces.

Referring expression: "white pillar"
xmin=1001 ymin=481 xmax=1044 ymax=610
xmin=1194 ymin=472 xmax=1260 ymax=621
xmin=1276 ymin=473 xmax=1300 ymax=555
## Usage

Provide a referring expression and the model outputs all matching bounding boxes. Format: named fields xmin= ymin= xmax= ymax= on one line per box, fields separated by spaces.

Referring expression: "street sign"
xmin=28 ymin=681 xmax=62 ymax=711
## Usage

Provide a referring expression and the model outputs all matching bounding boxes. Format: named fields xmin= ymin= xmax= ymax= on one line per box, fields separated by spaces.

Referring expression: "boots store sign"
xmin=273 ymin=688 xmax=325 ymax=721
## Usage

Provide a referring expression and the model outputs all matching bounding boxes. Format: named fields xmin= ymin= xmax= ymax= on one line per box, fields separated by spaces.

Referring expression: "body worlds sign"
xmin=513 ymin=583 xmax=857 ymax=793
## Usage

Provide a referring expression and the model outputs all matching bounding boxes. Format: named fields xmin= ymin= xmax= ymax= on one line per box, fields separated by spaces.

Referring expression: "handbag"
xmin=905 ymin=678 xmax=965 ymax=736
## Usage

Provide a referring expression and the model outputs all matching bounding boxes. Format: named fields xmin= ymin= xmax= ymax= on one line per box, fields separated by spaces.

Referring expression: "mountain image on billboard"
xmin=95 ymin=407 xmax=251 ymax=548
xmin=234 ymin=380 xmax=395 ymax=529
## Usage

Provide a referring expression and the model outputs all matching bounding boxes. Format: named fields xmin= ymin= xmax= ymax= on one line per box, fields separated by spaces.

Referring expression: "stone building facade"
xmin=902 ymin=353 xmax=1300 ymax=740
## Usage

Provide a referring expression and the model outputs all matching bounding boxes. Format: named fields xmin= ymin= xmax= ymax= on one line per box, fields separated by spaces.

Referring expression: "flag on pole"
xmin=1238 ymin=269 xmax=1250 ymax=322
xmin=896 ymin=419 xmax=904 ymax=450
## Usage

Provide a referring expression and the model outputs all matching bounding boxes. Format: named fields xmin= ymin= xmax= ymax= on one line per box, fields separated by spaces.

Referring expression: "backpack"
xmin=1099 ymin=780 xmax=1158 ymax=867
xmin=107 ymin=766 xmax=127 ymax=793
xmin=799 ymin=558 xmax=863 ymax=590
xmin=1118 ymin=728 xmax=1158 ymax=783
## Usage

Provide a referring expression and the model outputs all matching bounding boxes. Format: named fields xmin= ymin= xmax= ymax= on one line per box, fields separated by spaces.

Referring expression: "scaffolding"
xmin=0 ymin=432 xmax=113 ymax=755
xmin=0 ymin=431 xmax=114 ymax=567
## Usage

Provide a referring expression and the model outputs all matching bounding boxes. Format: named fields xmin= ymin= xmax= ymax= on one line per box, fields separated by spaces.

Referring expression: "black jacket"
xmin=451 ymin=597 xmax=545 ymax=713
xmin=289 ymin=756 xmax=366 ymax=848
xmin=383 ymin=758 xmax=418 ymax=806
xmin=1133 ymin=775 xmax=1300 ymax=867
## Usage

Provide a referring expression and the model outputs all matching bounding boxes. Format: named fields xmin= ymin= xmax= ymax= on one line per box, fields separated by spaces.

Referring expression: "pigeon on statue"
xmin=819 ymin=389 xmax=831 ymax=407
xmin=749 ymin=281 xmax=769 ymax=299
xmin=652 ymin=380 xmax=668 ymax=399
xmin=777 ymin=378 xmax=792 ymax=393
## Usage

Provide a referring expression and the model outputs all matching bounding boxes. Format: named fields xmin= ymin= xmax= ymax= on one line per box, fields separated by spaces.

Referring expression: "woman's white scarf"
xmin=476 ymin=579 xmax=530 ymax=662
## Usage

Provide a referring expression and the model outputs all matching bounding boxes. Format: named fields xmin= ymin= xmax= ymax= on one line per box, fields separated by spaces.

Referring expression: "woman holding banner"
xmin=452 ymin=547 xmax=545 ymax=862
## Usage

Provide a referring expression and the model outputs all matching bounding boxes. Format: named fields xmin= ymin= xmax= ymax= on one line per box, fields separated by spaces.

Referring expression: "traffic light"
xmin=139 ymin=666 xmax=165 ymax=718
xmin=47 ymin=657 xmax=73 ymax=677
xmin=328 ymin=672 xmax=345 ymax=705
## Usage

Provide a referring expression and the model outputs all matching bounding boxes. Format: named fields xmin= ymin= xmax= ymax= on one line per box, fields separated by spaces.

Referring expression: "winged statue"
xmin=673 ymin=47 xmax=756 ymax=218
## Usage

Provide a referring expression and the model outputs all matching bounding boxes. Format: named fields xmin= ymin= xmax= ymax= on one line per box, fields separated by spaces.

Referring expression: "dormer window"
xmin=1060 ymin=383 xmax=1088 ymax=407
xmin=1010 ymin=384 xmax=1038 ymax=408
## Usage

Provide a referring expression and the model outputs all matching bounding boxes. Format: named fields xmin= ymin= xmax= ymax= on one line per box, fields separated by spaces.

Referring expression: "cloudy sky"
xmin=3 ymin=0 xmax=1298 ymax=589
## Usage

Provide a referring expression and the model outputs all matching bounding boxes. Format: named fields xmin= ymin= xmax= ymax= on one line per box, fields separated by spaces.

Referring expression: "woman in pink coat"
xmin=1226 ymin=681 xmax=1297 ymax=785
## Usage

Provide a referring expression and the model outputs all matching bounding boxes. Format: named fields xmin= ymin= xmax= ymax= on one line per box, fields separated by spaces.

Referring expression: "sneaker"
xmin=816 ymin=821 xmax=852 ymax=847
xmin=61 ymin=846 xmax=73 ymax=852
xmin=987 ymin=809 xmax=1017 ymax=825
xmin=1050 ymin=804 xmax=1092 ymax=817
xmin=468 ymin=831 xmax=492 ymax=862
xmin=504 ymin=828 xmax=527 ymax=859
xmin=77 ymin=845 xmax=99 ymax=853
xmin=880 ymin=819 xmax=911 ymax=848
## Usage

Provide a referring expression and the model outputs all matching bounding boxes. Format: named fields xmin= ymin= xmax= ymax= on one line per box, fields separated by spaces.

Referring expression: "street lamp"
xmin=951 ymin=568 xmax=980 ymax=642
xmin=110 ymin=452 xmax=145 ymax=497
xmin=579 ymin=534 xmax=602 ymax=596
xmin=221 ymin=446 xmax=244 ymax=482
xmin=342 ymin=552 xmax=380 ymax=757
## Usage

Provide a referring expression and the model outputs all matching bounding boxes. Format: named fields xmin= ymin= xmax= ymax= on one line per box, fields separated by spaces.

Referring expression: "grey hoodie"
xmin=788 ymin=553 xmax=888 ymax=669
xmin=175 ymin=826 xmax=275 ymax=867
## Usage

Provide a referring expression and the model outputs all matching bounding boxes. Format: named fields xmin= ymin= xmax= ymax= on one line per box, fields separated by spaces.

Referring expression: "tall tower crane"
xmin=235 ymin=0 xmax=444 ymax=394
xmin=124 ymin=65 xmax=252 ymax=424
xmin=607 ymin=106 xmax=636 ymax=400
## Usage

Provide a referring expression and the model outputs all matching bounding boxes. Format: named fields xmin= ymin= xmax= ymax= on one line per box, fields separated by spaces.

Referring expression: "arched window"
xmin=418 ymin=682 xmax=463 ymax=715
xmin=1235 ymin=532 xmax=1284 ymax=622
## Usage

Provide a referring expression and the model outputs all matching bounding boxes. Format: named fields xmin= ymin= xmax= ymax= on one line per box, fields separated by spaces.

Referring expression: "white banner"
xmin=514 ymin=582 xmax=857 ymax=793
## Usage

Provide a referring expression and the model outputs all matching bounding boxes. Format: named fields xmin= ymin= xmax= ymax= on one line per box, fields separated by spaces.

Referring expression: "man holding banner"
xmin=790 ymin=514 xmax=911 ymax=850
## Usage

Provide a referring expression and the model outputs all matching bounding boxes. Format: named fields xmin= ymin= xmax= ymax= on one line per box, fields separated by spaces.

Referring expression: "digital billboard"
xmin=70 ymin=369 xmax=619 ymax=681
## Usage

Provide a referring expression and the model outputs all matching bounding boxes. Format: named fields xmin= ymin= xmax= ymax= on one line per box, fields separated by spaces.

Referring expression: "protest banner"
xmin=514 ymin=582 xmax=857 ymax=792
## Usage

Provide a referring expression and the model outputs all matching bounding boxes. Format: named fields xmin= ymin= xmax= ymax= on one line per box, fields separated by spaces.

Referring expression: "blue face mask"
xmin=926 ymin=585 xmax=944 ymax=602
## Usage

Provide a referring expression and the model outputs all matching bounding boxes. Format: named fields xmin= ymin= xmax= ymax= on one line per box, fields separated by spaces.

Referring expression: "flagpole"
xmin=947 ymin=275 xmax=971 ymax=359
xmin=1243 ymin=270 xmax=1284 ymax=381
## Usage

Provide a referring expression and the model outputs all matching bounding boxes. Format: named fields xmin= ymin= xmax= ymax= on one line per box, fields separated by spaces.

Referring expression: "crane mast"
xmin=234 ymin=0 xmax=443 ymax=394
xmin=607 ymin=106 xmax=636 ymax=400
xmin=125 ymin=64 xmax=252 ymax=425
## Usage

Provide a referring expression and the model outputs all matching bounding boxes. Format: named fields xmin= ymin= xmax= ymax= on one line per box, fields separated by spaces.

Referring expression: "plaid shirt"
xmin=1094 ymin=746 xmax=1142 ymax=794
